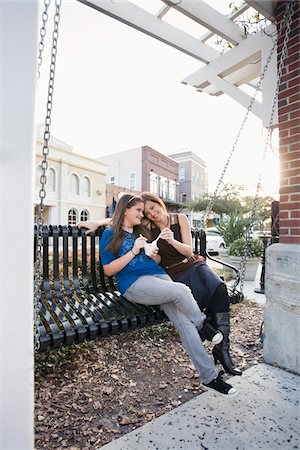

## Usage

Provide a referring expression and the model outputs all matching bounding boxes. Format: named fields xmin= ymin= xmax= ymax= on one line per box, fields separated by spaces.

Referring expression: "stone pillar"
xmin=264 ymin=1 xmax=300 ymax=374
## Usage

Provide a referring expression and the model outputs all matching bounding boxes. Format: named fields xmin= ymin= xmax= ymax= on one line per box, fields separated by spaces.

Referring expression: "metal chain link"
xmin=237 ymin=0 xmax=295 ymax=291
xmin=34 ymin=0 xmax=62 ymax=351
xmin=201 ymin=1 xmax=294 ymax=231
xmin=37 ymin=0 xmax=51 ymax=80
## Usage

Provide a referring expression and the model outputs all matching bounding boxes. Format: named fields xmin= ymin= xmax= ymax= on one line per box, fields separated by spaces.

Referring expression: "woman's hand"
xmin=132 ymin=235 xmax=147 ymax=255
xmin=159 ymin=228 xmax=175 ymax=245
xmin=77 ymin=219 xmax=111 ymax=235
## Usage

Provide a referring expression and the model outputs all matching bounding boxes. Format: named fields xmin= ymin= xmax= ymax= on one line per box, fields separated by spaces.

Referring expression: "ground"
xmin=35 ymin=300 xmax=263 ymax=450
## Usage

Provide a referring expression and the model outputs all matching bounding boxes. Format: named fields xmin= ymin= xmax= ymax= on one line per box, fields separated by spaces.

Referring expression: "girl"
xmin=140 ymin=192 xmax=242 ymax=377
xmin=98 ymin=194 xmax=237 ymax=396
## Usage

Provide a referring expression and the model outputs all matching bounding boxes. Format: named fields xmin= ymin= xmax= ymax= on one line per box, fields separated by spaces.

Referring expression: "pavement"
xmin=98 ymin=268 xmax=300 ymax=450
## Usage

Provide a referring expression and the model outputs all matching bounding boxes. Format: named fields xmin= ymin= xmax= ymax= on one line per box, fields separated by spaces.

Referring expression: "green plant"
xmin=217 ymin=215 xmax=251 ymax=246
xmin=228 ymin=237 xmax=263 ymax=258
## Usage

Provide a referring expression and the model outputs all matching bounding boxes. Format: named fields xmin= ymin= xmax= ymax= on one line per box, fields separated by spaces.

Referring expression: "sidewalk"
xmin=99 ymin=363 xmax=299 ymax=450
xmin=98 ymin=275 xmax=300 ymax=450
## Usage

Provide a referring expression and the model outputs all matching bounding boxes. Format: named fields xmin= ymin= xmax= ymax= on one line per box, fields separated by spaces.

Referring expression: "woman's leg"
xmin=124 ymin=274 xmax=206 ymax=328
xmin=208 ymin=285 xmax=242 ymax=376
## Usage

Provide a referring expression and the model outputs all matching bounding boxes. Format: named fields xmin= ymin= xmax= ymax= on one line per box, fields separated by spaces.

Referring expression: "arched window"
xmin=82 ymin=176 xmax=91 ymax=197
xmin=80 ymin=210 xmax=89 ymax=221
xmin=69 ymin=174 xmax=79 ymax=195
xmin=48 ymin=168 xmax=56 ymax=192
xmin=68 ymin=208 xmax=77 ymax=225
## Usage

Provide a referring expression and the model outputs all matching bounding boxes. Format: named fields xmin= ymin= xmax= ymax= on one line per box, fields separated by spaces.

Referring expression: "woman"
xmin=140 ymin=192 xmax=242 ymax=377
xmin=98 ymin=194 xmax=236 ymax=396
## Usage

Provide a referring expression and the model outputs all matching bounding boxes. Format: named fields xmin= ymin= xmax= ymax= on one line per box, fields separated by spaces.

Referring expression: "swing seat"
xmin=34 ymin=225 xmax=242 ymax=351
xmin=34 ymin=225 xmax=166 ymax=352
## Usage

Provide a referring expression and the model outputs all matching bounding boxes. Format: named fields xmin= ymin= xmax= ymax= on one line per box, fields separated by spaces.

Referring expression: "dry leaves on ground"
xmin=35 ymin=300 xmax=263 ymax=450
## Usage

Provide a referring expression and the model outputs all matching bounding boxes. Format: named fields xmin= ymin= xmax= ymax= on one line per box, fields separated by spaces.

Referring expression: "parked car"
xmin=205 ymin=229 xmax=226 ymax=254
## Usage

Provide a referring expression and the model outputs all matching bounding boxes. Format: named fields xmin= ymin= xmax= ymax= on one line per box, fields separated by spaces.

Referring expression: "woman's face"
xmin=124 ymin=201 xmax=144 ymax=227
xmin=143 ymin=200 xmax=165 ymax=223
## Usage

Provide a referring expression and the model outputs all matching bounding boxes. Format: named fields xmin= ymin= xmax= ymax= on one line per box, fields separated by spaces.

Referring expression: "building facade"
xmin=167 ymin=150 xmax=208 ymax=227
xmin=35 ymin=126 xmax=107 ymax=225
xmin=98 ymin=145 xmax=179 ymax=204
xmin=168 ymin=150 xmax=208 ymax=203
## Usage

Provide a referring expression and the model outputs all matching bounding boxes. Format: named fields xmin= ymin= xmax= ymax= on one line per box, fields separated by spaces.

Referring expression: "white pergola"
xmin=79 ymin=0 xmax=277 ymax=125
xmin=0 ymin=1 xmax=278 ymax=449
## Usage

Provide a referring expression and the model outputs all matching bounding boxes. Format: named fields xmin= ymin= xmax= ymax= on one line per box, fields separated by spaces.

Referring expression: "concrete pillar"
xmin=0 ymin=1 xmax=39 ymax=449
xmin=264 ymin=1 xmax=300 ymax=375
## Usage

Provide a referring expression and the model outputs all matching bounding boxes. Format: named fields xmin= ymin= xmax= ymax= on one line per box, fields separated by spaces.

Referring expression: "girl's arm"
xmin=159 ymin=214 xmax=193 ymax=258
xmin=77 ymin=218 xmax=112 ymax=234
xmin=103 ymin=235 xmax=147 ymax=276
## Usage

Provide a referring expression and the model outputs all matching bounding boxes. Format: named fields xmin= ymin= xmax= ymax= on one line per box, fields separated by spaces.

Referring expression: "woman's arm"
xmin=77 ymin=218 xmax=112 ymax=234
xmin=159 ymin=214 xmax=193 ymax=258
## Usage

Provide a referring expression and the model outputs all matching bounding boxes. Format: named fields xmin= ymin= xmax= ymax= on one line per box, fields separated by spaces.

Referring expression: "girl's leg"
xmin=124 ymin=274 xmax=206 ymax=328
xmin=161 ymin=302 xmax=216 ymax=384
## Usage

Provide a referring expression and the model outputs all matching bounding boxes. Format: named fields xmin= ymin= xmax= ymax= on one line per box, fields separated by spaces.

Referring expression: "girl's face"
xmin=143 ymin=200 xmax=165 ymax=223
xmin=124 ymin=201 xmax=144 ymax=227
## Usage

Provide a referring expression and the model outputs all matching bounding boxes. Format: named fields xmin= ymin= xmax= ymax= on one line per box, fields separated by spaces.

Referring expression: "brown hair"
xmin=140 ymin=192 xmax=167 ymax=213
xmin=108 ymin=194 xmax=150 ymax=254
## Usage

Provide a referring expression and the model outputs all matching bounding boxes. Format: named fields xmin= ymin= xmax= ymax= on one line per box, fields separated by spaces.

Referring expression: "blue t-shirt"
xmin=100 ymin=227 xmax=166 ymax=295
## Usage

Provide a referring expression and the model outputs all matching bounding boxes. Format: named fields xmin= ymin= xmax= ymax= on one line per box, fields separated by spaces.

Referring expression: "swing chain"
xmin=201 ymin=0 xmax=294 ymax=230
xmin=37 ymin=0 xmax=51 ymax=80
xmin=238 ymin=0 xmax=295 ymax=291
xmin=34 ymin=0 xmax=62 ymax=351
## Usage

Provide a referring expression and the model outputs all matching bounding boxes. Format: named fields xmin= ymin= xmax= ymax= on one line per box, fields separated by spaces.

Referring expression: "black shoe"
xmin=200 ymin=318 xmax=223 ymax=345
xmin=203 ymin=371 xmax=237 ymax=396
xmin=213 ymin=345 xmax=242 ymax=376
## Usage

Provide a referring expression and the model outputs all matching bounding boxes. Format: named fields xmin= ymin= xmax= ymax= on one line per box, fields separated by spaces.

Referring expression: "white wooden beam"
xmin=245 ymin=0 xmax=276 ymax=21
xmin=197 ymin=73 xmax=263 ymax=119
xmin=78 ymin=0 xmax=219 ymax=63
xmin=163 ymin=0 xmax=245 ymax=45
xmin=182 ymin=27 xmax=274 ymax=87
xmin=200 ymin=3 xmax=250 ymax=43
xmin=201 ymin=63 xmax=260 ymax=95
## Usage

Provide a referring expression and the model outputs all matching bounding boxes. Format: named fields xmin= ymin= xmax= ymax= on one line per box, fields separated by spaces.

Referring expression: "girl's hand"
xmin=159 ymin=228 xmax=175 ymax=245
xmin=144 ymin=243 xmax=159 ymax=259
xmin=132 ymin=235 xmax=147 ymax=255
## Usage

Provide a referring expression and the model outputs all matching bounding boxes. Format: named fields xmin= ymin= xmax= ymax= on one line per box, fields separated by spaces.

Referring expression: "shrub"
xmin=228 ymin=237 xmax=263 ymax=258
xmin=217 ymin=215 xmax=251 ymax=246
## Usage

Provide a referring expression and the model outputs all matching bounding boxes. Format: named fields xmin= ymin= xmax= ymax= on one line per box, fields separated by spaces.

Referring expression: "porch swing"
xmin=34 ymin=0 xmax=295 ymax=352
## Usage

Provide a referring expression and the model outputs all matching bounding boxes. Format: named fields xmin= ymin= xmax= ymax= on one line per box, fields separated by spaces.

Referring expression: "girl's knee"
xmin=176 ymin=282 xmax=192 ymax=296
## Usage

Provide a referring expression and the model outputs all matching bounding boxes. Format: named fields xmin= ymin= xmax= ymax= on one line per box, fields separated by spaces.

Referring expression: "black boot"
xmin=211 ymin=312 xmax=242 ymax=376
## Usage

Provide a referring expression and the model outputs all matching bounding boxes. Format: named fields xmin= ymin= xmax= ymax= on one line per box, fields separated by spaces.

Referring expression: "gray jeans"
xmin=124 ymin=274 xmax=216 ymax=384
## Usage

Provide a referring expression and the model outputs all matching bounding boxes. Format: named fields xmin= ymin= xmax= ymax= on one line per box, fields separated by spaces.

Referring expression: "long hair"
xmin=108 ymin=194 xmax=149 ymax=254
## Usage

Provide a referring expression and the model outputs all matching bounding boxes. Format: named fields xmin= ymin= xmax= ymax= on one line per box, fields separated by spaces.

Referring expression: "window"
xmin=48 ymin=168 xmax=55 ymax=192
xmin=68 ymin=208 xmax=78 ymax=225
xmin=80 ymin=210 xmax=89 ymax=221
xmin=150 ymin=172 xmax=158 ymax=195
xmin=129 ymin=172 xmax=136 ymax=190
xmin=160 ymin=176 xmax=168 ymax=199
xmin=110 ymin=176 xmax=116 ymax=185
xmin=179 ymin=167 xmax=185 ymax=182
xmin=169 ymin=180 xmax=176 ymax=201
xmin=69 ymin=174 xmax=79 ymax=195
xmin=82 ymin=176 xmax=91 ymax=197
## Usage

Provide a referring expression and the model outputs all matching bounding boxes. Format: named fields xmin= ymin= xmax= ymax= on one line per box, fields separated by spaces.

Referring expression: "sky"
xmin=35 ymin=0 xmax=279 ymax=198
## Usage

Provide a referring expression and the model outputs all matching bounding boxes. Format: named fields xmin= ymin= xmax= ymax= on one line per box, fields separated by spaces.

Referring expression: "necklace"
xmin=122 ymin=225 xmax=133 ymax=233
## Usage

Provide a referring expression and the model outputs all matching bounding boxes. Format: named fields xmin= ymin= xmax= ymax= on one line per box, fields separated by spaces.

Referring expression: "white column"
xmin=0 ymin=2 xmax=39 ymax=449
